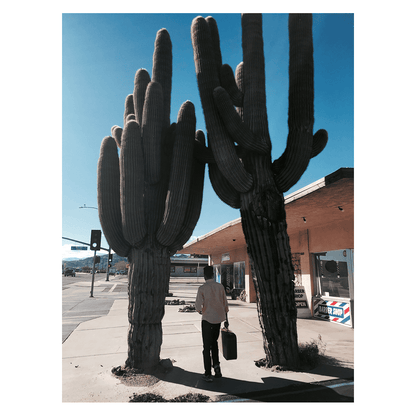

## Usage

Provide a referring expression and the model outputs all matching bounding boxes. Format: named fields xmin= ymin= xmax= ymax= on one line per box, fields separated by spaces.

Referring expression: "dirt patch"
xmin=178 ymin=305 xmax=196 ymax=312
xmin=111 ymin=359 xmax=175 ymax=387
xmin=164 ymin=299 xmax=196 ymax=312
xmin=165 ymin=299 xmax=185 ymax=305
xmin=129 ymin=392 xmax=210 ymax=402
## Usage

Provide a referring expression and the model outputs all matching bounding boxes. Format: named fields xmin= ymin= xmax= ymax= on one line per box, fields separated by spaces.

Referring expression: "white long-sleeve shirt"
xmin=195 ymin=279 xmax=229 ymax=324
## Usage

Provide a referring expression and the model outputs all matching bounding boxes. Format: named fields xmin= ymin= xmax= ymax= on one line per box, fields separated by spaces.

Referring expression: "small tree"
xmin=97 ymin=29 xmax=205 ymax=370
xmin=191 ymin=14 xmax=328 ymax=368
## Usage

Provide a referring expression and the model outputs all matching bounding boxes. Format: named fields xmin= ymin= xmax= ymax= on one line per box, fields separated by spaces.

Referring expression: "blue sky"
xmin=62 ymin=12 xmax=354 ymax=260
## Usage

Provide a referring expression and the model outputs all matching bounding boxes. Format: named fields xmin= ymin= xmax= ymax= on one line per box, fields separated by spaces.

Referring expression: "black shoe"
xmin=214 ymin=364 xmax=222 ymax=378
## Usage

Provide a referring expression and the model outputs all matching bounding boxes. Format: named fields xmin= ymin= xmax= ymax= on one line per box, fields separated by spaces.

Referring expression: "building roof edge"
xmin=181 ymin=167 xmax=353 ymax=250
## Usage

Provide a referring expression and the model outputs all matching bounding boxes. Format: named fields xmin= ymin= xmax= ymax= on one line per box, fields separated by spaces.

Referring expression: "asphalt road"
xmin=62 ymin=272 xmax=128 ymax=342
xmin=62 ymin=274 xmax=200 ymax=343
xmin=62 ymin=272 xmax=113 ymax=289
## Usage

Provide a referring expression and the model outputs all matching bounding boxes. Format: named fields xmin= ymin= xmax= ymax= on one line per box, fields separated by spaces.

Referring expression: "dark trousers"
xmin=201 ymin=320 xmax=221 ymax=375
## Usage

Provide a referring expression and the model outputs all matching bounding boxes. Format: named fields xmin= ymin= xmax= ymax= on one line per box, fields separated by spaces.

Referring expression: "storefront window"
xmin=233 ymin=262 xmax=245 ymax=289
xmin=314 ymin=249 xmax=354 ymax=299
xmin=291 ymin=253 xmax=302 ymax=286
xmin=213 ymin=265 xmax=221 ymax=283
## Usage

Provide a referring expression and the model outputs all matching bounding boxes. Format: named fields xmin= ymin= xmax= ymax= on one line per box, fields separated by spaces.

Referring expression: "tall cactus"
xmin=191 ymin=14 xmax=328 ymax=368
xmin=97 ymin=28 xmax=205 ymax=370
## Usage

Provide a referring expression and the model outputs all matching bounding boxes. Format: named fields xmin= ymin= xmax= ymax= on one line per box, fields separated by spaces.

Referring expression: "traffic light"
xmin=94 ymin=256 xmax=101 ymax=264
xmin=90 ymin=230 xmax=101 ymax=251
xmin=108 ymin=253 xmax=113 ymax=264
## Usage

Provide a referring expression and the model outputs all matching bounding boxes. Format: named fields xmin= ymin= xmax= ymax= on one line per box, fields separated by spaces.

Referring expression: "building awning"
xmin=170 ymin=257 xmax=208 ymax=265
xmin=177 ymin=167 xmax=353 ymax=256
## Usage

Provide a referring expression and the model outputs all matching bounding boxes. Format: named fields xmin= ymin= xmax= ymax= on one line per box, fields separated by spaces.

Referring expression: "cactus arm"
xmin=287 ymin=14 xmax=314 ymax=133
xmin=151 ymin=29 xmax=172 ymax=130
xmin=206 ymin=17 xmax=222 ymax=70
xmin=169 ymin=131 xmax=206 ymax=253
xmin=209 ymin=163 xmax=241 ymax=209
xmin=235 ymin=62 xmax=244 ymax=119
xmin=133 ymin=69 xmax=151 ymax=127
xmin=97 ymin=136 xmax=131 ymax=257
xmin=241 ymin=14 xmax=271 ymax=147
xmin=310 ymin=129 xmax=328 ymax=158
xmin=169 ymin=159 xmax=205 ymax=253
xmin=126 ymin=114 xmax=135 ymax=123
xmin=111 ymin=125 xmax=123 ymax=148
xmin=141 ymin=81 xmax=164 ymax=185
xmin=194 ymin=130 xmax=216 ymax=163
xmin=219 ymin=63 xmax=243 ymax=107
xmin=213 ymin=86 xmax=270 ymax=153
xmin=193 ymin=133 xmax=216 ymax=164
xmin=141 ymin=93 xmax=173 ymax=238
xmin=272 ymin=14 xmax=328 ymax=192
xmin=123 ymin=94 xmax=134 ymax=126
xmin=156 ymin=101 xmax=196 ymax=247
xmin=120 ymin=121 xmax=147 ymax=246
xmin=191 ymin=16 xmax=253 ymax=194
xmin=272 ymin=128 xmax=328 ymax=189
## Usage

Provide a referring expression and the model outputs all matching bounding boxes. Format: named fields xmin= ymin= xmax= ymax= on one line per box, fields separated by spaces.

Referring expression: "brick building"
xmin=178 ymin=168 xmax=354 ymax=327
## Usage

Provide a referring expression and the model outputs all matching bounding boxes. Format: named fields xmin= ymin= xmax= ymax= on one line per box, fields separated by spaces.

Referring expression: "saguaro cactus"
xmin=191 ymin=14 xmax=328 ymax=368
xmin=97 ymin=29 xmax=205 ymax=370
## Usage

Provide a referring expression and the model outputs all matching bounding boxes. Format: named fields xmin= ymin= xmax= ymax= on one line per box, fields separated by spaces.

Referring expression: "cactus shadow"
xmin=162 ymin=365 xmax=352 ymax=402
xmin=163 ymin=365 xmax=281 ymax=396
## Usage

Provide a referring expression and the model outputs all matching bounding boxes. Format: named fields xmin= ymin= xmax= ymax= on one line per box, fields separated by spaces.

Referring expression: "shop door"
xmin=220 ymin=264 xmax=234 ymax=294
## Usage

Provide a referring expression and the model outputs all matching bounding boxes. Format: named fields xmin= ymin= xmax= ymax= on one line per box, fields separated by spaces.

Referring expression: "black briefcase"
xmin=221 ymin=328 xmax=237 ymax=360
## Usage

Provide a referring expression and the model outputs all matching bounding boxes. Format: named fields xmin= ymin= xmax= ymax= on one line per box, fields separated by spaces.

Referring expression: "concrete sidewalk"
xmin=62 ymin=281 xmax=353 ymax=402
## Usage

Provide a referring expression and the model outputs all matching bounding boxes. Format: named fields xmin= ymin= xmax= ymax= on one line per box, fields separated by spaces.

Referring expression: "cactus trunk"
xmin=124 ymin=245 xmax=170 ymax=370
xmin=240 ymin=155 xmax=300 ymax=368
xmin=242 ymin=211 xmax=300 ymax=368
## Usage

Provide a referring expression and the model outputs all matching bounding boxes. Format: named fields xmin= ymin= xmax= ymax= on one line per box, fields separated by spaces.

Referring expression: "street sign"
xmin=71 ymin=246 xmax=88 ymax=250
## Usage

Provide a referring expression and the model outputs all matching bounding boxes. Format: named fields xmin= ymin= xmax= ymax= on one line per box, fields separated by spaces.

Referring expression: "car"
xmin=63 ymin=269 xmax=75 ymax=277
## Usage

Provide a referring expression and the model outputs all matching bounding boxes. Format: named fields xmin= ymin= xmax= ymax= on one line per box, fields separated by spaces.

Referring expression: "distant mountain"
xmin=62 ymin=253 xmax=128 ymax=270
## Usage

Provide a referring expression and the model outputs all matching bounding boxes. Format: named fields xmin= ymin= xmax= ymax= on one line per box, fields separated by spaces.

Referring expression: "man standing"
xmin=195 ymin=266 xmax=229 ymax=382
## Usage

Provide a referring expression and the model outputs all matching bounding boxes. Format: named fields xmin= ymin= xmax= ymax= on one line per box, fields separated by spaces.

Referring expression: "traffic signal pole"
xmin=90 ymin=250 xmax=97 ymax=297
xmin=89 ymin=230 xmax=102 ymax=298
xmin=62 ymin=231 xmax=113 ymax=296
xmin=106 ymin=248 xmax=112 ymax=282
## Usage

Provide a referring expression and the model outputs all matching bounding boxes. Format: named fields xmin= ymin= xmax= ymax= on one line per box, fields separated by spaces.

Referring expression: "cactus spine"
xmin=191 ymin=14 xmax=328 ymax=368
xmin=97 ymin=29 xmax=205 ymax=370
